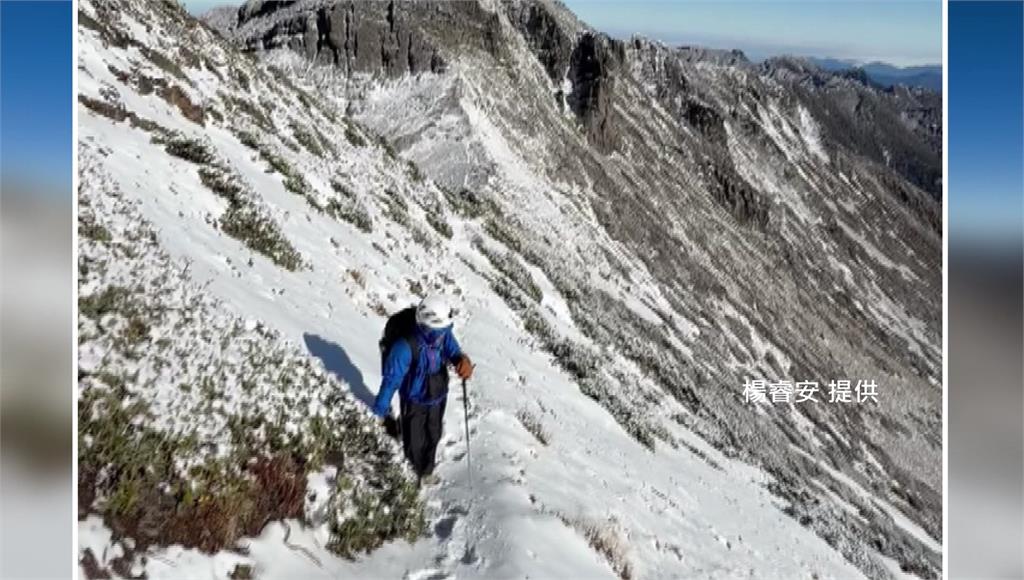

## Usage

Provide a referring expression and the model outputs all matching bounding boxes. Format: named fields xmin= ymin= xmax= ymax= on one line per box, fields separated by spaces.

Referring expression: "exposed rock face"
xmin=566 ymin=33 xmax=622 ymax=153
xmin=231 ymin=0 xmax=628 ymax=152
xmin=705 ymin=159 xmax=771 ymax=229
xmin=760 ymin=56 xmax=943 ymax=200
xmin=229 ymin=0 xmax=508 ymax=77
xmin=504 ymin=0 xmax=574 ymax=82
xmin=225 ymin=1 xmax=941 ymax=202
xmin=198 ymin=5 xmax=240 ymax=35
xmin=503 ymin=2 xmax=623 ymax=151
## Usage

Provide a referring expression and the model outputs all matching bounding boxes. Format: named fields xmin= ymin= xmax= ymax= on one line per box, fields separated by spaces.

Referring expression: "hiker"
xmin=374 ymin=295 xmax=474 ymax=485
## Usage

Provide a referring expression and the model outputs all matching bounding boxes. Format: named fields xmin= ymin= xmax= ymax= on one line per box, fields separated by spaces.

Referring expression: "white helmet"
xmin=416 ymin=295 xmax=454 ymax=329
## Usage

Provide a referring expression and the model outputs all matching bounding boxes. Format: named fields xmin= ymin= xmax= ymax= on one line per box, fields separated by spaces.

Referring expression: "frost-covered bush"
xmin=160 ymin=132 xmax=215 ymax=164
xmin=234 ymin=128 xmax=260 ymax=150
xmin=79 ymin=94 xmax=130 ymax=122
xmin=220 ymin=203 xmax=304 ymax=271
xmin=228 ymin=96 xmax=274 ymax=131
xmin=549 ymin=339 xmax=600 ymax=381
xmin=409 ymin=224 xmax=436 ymax=249
xmin=290 ymin=120 xmax=324 ymax=158
xmin=79 ymin=213 xmax=112 ymax=242
xmin=516 ymin=409 xmax=550 ymax=445
xmin=406 ymin=160 xmax=424 ymax=183
xmin=491 ymin=276 xmax=531 ymax=313
xmin=314 ymin=126 xmax=338 ymax=157
xmin=327 ymin=464 xmax=424 ymax=557
xmin=78 ymin=153 xmax=421 ymax=558
xmin=558 ymin=514 xmax=633 ymax=580
xmin=330 ymin=178 xmax=356 ymax=200
xmin=324 ymin=179 xmax=374 ymax=233
xmin=198 ymin=165 xmax=243 ymax=202
xmin=383 ymin=188 xmax=410 ymax=227
xmin=197 ymin=162 xmax=304 ymax=271
xmin=344 ymin=122 xmax=366 ymax=147
xmin=442 ymin=187 xmax=498 ymax=220
xmin=483 ymin=217 xmax=524 ymax=254
xmin=325 ymin=198 xmax=373 ymax=234
xmin=425 ymin=205 xmax=453 ymax=239
xmin=474 ymin=237 xmax=542 ymax=303
xmin=257 ymin=146 xmax=311 ymax=199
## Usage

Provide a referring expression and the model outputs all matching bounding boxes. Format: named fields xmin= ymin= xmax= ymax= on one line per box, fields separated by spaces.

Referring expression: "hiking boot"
xmin=419 ymin=473 xmax=441 ymax=487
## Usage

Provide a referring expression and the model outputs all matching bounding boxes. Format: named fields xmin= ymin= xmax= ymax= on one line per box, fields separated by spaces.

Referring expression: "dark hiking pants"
xmin=400 ymin=398 xmax=447 ymax=477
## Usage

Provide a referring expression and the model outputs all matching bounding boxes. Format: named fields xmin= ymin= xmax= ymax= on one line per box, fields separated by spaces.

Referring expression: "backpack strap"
xmin=403 ymin=335 xmax=420 ymax=378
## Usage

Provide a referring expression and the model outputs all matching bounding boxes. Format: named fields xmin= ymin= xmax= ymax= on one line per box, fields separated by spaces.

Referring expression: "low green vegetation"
xmin=198 ymin=163 xmax=304 ymax=271
xmin=425 ymin=204 xmax=453 ymax=239
xmin=155 ymin=133 xmax=304 ymax=271
xmin=344 ymin=123 xmax=366 ymax=148
xmin=516 ymin=409 xmax=550 ymax=445
xmin=473 ymin=237 xmax=542 ymax=303
xmin=160 ymin=132 xmax=214 ymax=164
xmin=290 ymin=120 xmax=324 ymax=158
xmin=325 ymin=198 xmax=374 ymax=234
xmin=76 ymin=177 xmax=424 ymax=560
xmin=326 ymin=179 xmax=374 ymax=233
xmin=443 ymin=187 xmax=500 ymax=220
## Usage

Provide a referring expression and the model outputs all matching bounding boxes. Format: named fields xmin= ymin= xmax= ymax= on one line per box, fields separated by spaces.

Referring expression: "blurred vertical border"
xmin=0 ymin=0 xmax=75 ymax=578
xmin=948 ymin=0 xmax=1024 ymax=578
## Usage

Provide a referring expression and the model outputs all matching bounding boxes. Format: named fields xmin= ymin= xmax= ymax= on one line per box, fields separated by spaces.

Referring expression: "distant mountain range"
xmin=809 ymin=57 xmax=942 ymax=92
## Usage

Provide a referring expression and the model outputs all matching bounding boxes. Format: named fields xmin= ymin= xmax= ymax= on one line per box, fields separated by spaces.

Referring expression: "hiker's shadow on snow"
xmin=303 ymin=333 xmax=375 ymax=408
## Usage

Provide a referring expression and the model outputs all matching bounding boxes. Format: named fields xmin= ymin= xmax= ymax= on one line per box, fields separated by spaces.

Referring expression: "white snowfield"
xmin=76 ymin=0 xmax=938 ymax=578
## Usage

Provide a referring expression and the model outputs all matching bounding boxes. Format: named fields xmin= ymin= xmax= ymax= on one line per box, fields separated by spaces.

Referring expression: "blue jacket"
xmin=372 ymin=325 xmax=463 ymax=417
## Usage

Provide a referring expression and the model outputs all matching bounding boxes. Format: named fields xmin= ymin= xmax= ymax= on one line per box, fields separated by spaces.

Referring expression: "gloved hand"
xmin=380 ymin=413 xmax=400 ymax=438
xmin=454 ymin=355 xmax=474 ymax=380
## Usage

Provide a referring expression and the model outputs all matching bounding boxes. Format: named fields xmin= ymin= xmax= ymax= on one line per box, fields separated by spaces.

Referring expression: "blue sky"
xmin=949 ymin=1 xmax=1023 ymax=243
xmin=563 ymin=0 xmax=941 ymax=66
xmin=0 ymin=1 xmax=73 ymax=195
xmin=183 ymin=0 xmax=234 ymax=15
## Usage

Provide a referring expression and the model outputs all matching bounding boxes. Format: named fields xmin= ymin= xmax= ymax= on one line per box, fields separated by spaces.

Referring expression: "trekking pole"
xmin=461 ymin=377 xmax=473 ymax=494
xmin=460 ymin=376 xmax=479 ymax=563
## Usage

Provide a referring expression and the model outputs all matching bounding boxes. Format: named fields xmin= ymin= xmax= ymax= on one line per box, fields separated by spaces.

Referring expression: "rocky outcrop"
xmin=504 ymin=0 xmax=575 ymax=82
xmin=503 ymin=2 xmax=624 ymax=153
xmin=705 ymin=159 xmax=770 ymax=229
xmin=199 ymin=5 xmax=240 ymax=36
xmin=680 ymin=98 xmax=726 ymax=142
xmin=566 ymin=33 xmax=623 ymax=153
xmin=242 ymin=1 xmax=446 ymax=76
xmin=231 ymin=0 xmax=507 ymax=77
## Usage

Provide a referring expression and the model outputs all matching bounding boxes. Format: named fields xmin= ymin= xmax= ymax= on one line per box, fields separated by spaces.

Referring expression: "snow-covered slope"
xmin=78 ymin=0 xmax=941 ymax=578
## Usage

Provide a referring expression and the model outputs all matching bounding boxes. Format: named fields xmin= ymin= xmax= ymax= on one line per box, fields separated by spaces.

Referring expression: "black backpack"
xmin=379 ymin=306 xmax=450 ymax=406
xmin=380 ymin=306 xmax=420 ymax=372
